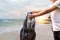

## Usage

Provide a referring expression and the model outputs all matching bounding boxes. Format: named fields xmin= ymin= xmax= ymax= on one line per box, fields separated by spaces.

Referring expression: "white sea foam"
xmin=0 ymin=25 xmax=22 ymax=34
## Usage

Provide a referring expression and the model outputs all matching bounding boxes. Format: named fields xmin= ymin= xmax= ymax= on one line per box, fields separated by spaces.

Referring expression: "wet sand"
xmin=35 ymin=24 xmax=54 ymax=40
xmin=0 ymin=24 xmax=54 ymax=40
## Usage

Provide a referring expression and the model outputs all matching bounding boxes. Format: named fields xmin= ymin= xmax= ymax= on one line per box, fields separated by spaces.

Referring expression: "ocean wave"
xmin=0 ymin=25 xmax=22 ymax=34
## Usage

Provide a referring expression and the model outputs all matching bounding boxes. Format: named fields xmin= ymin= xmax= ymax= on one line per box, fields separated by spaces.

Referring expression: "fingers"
xmin=29 ymin=14 xmax=33 ymax=19
xmin=28 ymin=14 xmax=34 ymax=19
xmin=28 ymin=10 xmax=39 ymax=19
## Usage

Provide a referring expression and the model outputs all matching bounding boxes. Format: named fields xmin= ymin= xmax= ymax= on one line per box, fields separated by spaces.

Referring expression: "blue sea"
xmin=0 ymin=19 xmax=24 ymax=27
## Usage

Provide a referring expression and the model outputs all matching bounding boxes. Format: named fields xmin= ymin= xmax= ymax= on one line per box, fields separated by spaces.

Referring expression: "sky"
xmin=0 ymin=0 xmax=51 ymax=19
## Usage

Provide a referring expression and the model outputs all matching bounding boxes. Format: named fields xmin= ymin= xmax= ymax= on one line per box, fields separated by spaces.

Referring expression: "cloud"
xmin=0 ymin=0 xmax=50 ymax=19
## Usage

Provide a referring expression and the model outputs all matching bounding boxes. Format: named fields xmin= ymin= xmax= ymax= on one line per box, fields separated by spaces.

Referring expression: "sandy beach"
xmin=0 ymin=24 xmax=54 ymax=40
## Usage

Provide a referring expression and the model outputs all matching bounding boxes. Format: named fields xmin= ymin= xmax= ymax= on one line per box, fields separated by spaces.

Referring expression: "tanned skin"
xmin=29 ymin=0 xmax=58 ymax=19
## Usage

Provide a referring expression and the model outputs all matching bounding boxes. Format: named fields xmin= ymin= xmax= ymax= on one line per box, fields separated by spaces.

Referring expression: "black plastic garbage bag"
xmin=20 ymin=12 xmax=36 ymax=40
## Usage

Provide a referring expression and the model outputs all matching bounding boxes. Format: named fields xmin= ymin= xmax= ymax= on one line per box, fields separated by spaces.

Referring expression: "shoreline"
xmin=0 ymin=25 xmax=22 ymax=34
xmin=0 ymin=24 xmax=54 ymax=40
xmin=0 ymin=24 xmax=52 ymax=34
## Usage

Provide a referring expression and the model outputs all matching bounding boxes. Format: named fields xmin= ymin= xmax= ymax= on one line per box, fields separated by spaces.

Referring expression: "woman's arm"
xmin=29 ymin=5 xmax=58 ymax=19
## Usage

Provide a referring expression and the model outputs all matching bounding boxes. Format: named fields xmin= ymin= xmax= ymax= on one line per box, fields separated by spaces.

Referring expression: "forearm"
xmin=33 ymin=6 xmax=57 ymax=17
xmin=36 ymin=9 xmax=52 ymax=16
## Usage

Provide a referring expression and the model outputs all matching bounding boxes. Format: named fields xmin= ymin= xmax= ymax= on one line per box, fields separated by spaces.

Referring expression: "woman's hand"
xmin=29 ymin=10 xmax=41 ymax=19
xmin=29 ymin=14 xmax=34 ymax=19
xmin=29 ymin=13 xmax=38 ymax=19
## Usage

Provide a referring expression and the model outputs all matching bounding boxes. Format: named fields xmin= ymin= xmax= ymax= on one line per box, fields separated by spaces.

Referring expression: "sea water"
xmin=0 ymin=19 xmax=24 ymax=27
